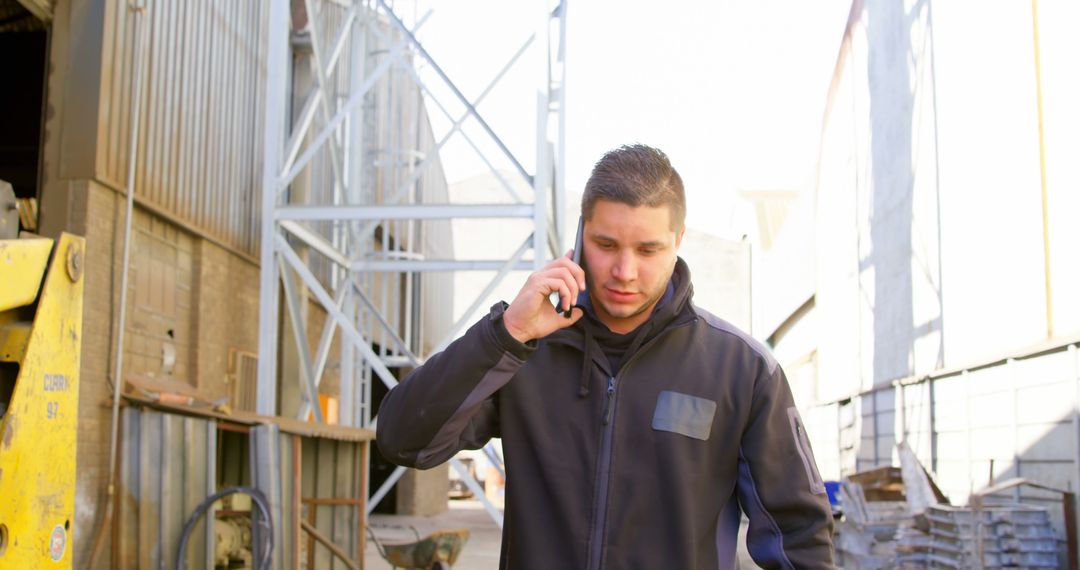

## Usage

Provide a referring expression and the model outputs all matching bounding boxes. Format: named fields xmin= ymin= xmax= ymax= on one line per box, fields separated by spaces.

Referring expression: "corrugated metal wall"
xmin=251 ymin=423 xmax=367 ymax=570
xmin=120 ymin=408 xmax=369 ymax=569
xmin=118 ymin=407 xmax=217 ymax=569
xmin=100 ymin=0 xmax=268 ymax=256
xmin=301 ymin=434 xmax=366 ymax=569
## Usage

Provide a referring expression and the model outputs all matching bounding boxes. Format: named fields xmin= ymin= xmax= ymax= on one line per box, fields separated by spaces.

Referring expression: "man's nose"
xmin=612 ymin=252 xmax=637 ymax=281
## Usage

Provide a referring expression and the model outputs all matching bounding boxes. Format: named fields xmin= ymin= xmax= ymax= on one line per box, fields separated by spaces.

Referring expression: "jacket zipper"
xmin=586 ymin=319 xmax=696 ymax=570
xmin=588 ymin=376 xmax=617 ymax=570
xmin=603 ymin=377 xmax=616 ymax=424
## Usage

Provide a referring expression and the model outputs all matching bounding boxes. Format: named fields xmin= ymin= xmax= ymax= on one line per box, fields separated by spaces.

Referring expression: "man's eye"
xmin=640 ymin=248 xmax=658 ymax=255
xmin=597 ymin=242 xmax=615 ymax=250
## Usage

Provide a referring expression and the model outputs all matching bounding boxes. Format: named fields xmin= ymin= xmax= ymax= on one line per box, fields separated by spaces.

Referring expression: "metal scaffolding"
xmin=257 ymin=0 xmax=567 ymax=526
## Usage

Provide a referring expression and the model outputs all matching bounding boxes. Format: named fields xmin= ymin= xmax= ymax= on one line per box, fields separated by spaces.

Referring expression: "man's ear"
xmin=674 ymin=225 xmax=686 ymax=249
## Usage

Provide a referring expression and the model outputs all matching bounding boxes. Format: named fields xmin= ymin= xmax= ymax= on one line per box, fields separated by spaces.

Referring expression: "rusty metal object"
xmin=368 ymin=526 xmax=470 ymax=570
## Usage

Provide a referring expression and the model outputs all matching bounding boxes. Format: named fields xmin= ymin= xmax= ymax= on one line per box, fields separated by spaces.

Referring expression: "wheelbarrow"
xmin=367 ymin=525 xmax=470 ymax=569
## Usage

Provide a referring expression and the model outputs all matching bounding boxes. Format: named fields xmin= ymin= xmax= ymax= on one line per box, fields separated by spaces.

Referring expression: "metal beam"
xmin=277 ymin=204 xmax=534 ymax=221
xmin=376 ymin=0 xmax=534 ymax=187
xmin=279 ymin=12 xmax=433 ymax=187
xmin=277 ymin=235 xmax=399 ymax=391
xmin=349 ymin=259 xmax=537 ymax=272
xmin=279 ymin=258 xmax=326 ymax=423
xmin=297 ymin=277 xmax=352 ymax=422
xmin=256 ymin=0 xmax=291 ymax=416
xmin=350 ymin=282 xmax=422 ymax=366
xmin=281 ymin=90 xmax=324 ymax=189
xmin=432 ymin=235 xmax=532 ymax=354
xmin=280 ymin=220 xmax=351 ymax=269
xmin=367 ymin=465 xmax=406 ymax=514
xmin=404 ymin=66 xmax=527 ymax=204
xmin=450 ymin=458 xmax=504 ymax=527
xmin=364 ymin=22 xmax=536 ymax=208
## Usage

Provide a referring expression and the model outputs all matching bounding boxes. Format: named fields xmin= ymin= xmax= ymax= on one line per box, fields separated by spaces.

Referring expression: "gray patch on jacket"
xmin=652 ymin=390 xmax=717 ymax=441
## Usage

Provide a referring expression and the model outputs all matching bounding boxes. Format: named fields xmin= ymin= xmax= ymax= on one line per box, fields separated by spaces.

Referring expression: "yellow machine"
xmin=0 ymin=233 xmax=84 ymax=567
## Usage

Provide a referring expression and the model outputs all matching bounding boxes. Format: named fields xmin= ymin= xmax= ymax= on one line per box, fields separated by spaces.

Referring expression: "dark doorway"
xmin=0 ymin=2 xmax=48 ymax=199
xmin=369 ymin=357 xmax=401 ymax=514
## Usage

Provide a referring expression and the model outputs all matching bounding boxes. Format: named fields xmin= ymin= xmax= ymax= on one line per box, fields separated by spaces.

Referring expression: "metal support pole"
xmin=256 ymin=0 xmax=292 ymax=416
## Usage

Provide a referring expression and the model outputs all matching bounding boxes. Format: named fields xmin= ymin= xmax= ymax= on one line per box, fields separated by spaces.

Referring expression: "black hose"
xmin=175 ymin=486 xmax=274 ymax=570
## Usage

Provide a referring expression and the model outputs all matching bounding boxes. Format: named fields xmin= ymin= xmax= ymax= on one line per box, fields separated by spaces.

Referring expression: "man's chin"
xmin=597 ymin=301 xmax=648 ymax=321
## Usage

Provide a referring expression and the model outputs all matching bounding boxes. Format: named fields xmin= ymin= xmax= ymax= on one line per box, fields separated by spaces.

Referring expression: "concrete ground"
xmin=365 ymin=499 xmax=502 ymax=569
xmin=364 ymin=499 xmax=761 ymax=569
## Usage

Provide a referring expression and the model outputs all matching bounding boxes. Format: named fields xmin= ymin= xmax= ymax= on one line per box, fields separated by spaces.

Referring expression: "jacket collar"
xmin=548 ymin=257 xmax=698 ymax=366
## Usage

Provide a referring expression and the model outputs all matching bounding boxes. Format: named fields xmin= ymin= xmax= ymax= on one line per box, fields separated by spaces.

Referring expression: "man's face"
xmin=582 ymin=200 xmax=685 ymax=334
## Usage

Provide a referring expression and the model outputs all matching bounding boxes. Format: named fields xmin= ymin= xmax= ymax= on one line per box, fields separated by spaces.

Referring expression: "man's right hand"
xmin=503 ymin=251 xmax=586 ymax=343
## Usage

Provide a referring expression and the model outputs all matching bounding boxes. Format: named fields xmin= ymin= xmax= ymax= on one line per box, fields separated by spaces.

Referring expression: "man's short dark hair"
xmin=582 ymin=144 xmax=686 ymax=230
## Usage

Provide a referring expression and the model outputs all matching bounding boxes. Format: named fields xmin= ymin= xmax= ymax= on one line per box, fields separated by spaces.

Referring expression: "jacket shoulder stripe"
xmin=695 ymin=307 xmax=779 ymax=376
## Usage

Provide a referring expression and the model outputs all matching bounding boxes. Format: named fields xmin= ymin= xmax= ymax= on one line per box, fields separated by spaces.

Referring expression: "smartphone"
xmin=552 ymin=216 xmax=584 ymax=317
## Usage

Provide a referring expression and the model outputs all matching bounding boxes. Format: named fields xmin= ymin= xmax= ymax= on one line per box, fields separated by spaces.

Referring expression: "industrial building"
xmin=753 ymin=0 xmax=1080 ymax=553
xmin=2 ymin=0 xmax=567 ymax=567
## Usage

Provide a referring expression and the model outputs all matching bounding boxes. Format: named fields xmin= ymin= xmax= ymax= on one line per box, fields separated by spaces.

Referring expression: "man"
xmin=377 ymin=145 xmax=835 ymax=569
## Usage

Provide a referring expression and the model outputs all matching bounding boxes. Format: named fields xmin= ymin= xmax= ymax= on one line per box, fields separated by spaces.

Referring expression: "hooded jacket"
xmin=377 ymin=259 xmax=835 ymax=569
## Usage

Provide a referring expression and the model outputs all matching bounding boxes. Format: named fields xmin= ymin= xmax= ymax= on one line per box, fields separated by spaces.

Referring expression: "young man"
xmin=377 ymin=145 xmax=835 ymax=569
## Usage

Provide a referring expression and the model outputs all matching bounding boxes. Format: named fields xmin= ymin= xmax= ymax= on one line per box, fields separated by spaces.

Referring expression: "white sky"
xmin=406 ymin=0 xmax=853 ymax=238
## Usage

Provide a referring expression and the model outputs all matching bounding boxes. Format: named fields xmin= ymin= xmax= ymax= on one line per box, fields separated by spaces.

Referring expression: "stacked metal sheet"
xmin=894 ymin=521 xmax=932 ymax=568
xmin=926 ymin=504 xmax=1061 ymax=568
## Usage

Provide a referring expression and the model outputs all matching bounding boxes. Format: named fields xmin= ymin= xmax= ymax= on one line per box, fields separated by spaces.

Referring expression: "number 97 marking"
xmin=46 ymin=401 xmax=59 ymax=419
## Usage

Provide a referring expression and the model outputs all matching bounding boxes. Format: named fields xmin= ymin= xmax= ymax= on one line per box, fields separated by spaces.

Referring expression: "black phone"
xmin=553 ymin=216 xmax=584 ymax=317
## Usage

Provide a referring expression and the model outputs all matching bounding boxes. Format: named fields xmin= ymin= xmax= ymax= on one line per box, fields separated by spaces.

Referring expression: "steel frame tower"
xmin=257 ymin=0 xmax=567 ymax=525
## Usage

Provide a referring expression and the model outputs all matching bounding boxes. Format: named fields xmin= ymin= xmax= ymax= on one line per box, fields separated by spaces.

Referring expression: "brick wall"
xmin=68 ymin=182 xmax=262 ymax=567
xmin=71 ymin=181 xmax=119 ymax=568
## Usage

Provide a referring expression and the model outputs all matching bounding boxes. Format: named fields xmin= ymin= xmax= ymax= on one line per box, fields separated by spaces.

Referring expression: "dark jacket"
xmin=377 ymin=260 xmax=835 ymax=569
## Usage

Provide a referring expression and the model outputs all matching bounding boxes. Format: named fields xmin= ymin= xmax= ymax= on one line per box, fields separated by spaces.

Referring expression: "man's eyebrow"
xmin=591 ymin=233 xmax=667 ymax=248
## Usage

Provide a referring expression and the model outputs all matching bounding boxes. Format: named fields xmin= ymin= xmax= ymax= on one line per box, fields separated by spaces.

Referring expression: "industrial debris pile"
xmin=833 ymin=443 xmax=1076 ymax=569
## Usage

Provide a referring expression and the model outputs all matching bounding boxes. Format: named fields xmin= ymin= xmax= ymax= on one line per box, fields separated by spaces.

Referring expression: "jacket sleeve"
xmin=376 ymin=302 xmax=534 ymax=469
xmin=735 ymin=361 xmax=836 ymax=569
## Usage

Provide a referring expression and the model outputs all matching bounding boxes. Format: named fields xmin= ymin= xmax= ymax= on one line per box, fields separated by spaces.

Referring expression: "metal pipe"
xmin=1031 ymin=0 xmax=1053 ymax=339
xmin=89 ymin=1 xmax=150 ymax=566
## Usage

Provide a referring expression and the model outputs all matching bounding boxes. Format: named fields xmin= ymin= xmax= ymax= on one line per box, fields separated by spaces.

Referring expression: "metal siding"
xmin=119 ymin=408 xmax=215 ymax=569
xmin=300 ymin=435 xmax=365 ymax=568
xmin=117 ymin=407 xmax=141 ymax=568
xmin=314 ymin=437 xmax=335 ymax=569
xmin=332 ymin=440 xmax=357 ymax=565
xmin=102 ymin=0 xmax=268 ymax=256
